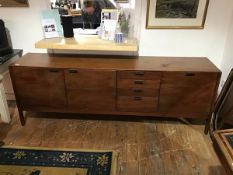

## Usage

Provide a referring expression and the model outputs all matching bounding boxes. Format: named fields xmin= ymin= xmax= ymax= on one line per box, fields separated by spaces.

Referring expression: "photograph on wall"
xmin=146 ymin=0 xmax=209 ymax=29
xmin=115 ymin=0 xmax=129 ymax=3
xmin=0 ymin=0 xmax=29 ymax=7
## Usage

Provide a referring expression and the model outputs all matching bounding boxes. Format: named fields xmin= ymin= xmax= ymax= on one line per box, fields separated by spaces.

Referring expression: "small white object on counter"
xmin=74 ymin=28 xmax=98 ymax=35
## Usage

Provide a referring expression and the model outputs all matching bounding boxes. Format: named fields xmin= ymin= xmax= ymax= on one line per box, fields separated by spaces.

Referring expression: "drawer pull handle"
xmin=134 ymin=80 xmax=144 ymax=84
xmin=185 ymin=73 xmax=195 ymax=76
xmin=69 ymin=69 xmax=78 ymax=73
xmin=133 ymin=88 xmax=143 ymax=93
xmin=134 ymin=96 xmax=142 ymax=101
xmin=135 ymin=71 xmax=145 ymax=76
xmin=49 ymin=69 xmax=59 ymax=73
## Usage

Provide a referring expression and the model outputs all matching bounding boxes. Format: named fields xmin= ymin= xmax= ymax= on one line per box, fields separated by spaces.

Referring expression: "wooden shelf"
xmin=35 ymin=35 xmax=138 ymax=53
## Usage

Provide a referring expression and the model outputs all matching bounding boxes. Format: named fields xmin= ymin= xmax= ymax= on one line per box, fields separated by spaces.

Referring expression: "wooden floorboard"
xmin=0 ymin=101 xmax=226 ymax=175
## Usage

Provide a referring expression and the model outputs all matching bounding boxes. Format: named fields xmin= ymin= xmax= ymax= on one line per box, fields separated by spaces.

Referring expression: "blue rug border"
xmin=0 ymin=147 xmax=114 ymax=175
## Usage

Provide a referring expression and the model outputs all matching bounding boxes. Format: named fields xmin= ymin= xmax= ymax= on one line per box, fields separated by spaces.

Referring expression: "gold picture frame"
xmin=115 ymin=0 xmax=129 ymax=3
xmin=146 ymin=0 xmax=209 ymax=29
xmin=0 ymin=0 xmax=29 ymax=7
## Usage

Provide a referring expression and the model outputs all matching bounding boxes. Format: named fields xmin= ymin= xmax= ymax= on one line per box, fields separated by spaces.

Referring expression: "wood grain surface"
xmin=0 ymin=102 xmax=226 ymax=175
xmin=159 ymin=72 xmax=219 ymax=118
xmin=9 ymin=54 xmax=221 ymax=127
xmin=10 ymin=67 xmax=67 ymax=108
xmin=10 ymin=53 xmax=220 ymax=72
xmin=0 ymin=0 xmax=29 ymax=7
xmin=213 ymin=129 xmax=233 ymax=175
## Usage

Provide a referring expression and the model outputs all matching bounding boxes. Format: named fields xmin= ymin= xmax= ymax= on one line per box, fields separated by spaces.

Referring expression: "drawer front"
xmin=159 ymin=71 xmax=219 ymax=116
xmin=118 ymin=71 xmax=161 ymax=80
xmin=117 ymin=96 xmax=158 ymax=113
xmin=118 ymin=88 xmax=159 ymax=97
xmin=117 ymin=79 xmax=160 ymax=89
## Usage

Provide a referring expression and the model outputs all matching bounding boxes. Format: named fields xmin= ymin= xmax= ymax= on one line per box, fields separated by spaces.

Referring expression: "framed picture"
xmin=115 ymin=0 xmax=129 ymax=3
xmin=0 ymin=0 xmax=29 ymax=7
xmin=146 ymin=0 xmax=209 ymax=29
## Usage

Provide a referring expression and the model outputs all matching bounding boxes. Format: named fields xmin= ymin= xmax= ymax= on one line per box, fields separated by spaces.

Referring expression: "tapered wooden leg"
xmin=18 ymin=108 xmax=25 ymax=126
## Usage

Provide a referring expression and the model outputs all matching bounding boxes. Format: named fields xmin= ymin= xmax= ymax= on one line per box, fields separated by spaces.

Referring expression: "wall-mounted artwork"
xmin=146 ymin=0 xmax=209 ymax=29
xmin=115 ymin=0 xmax=129 ymax=3
xmin=0 ymin=0 xmax=29 ymax=7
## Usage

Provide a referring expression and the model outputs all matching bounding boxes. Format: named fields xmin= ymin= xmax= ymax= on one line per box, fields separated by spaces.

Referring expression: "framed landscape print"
xmin=0 ymin=0 xmax=29 ymax=7
xmin=115 ymin=0 xmax=129 ymax=3
xmin=146 ymin=0 xmax=209 ymax=29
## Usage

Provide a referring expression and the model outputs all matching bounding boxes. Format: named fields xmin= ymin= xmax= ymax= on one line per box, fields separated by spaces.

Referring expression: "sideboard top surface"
xmin=10 ymin=53 xmax=220 ymax=72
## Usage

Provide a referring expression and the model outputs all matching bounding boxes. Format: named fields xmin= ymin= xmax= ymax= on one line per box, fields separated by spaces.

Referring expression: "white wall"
xmin=0 ymin=0 xmax=49 ymax=54
xmin=220 ymin=11 xmax=233 ymax=81
xmin=138 ymin=0 xmax=233 ymax=67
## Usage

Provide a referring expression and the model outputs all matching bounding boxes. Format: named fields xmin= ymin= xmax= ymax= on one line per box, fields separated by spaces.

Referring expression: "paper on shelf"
xmin=41 ymin=9 xmax=63 ymax=37
xmin=42 ymin=19 xmax=59 ymax=39
xmin=74 ymin=28 xmax=98 ymax=35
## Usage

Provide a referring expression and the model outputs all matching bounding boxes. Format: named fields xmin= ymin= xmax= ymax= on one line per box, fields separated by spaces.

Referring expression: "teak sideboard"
xmin=9 ymin=53 xmax=221 ymax=126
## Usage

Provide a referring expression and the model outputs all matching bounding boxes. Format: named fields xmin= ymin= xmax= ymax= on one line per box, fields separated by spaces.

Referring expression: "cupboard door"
xmin=65 ymin=69 xmax=116 ymax=111
xmin=159 ymin=72 xmax=218 ymax=117
xmin=11 ymin=67 xmax=66 ymax=108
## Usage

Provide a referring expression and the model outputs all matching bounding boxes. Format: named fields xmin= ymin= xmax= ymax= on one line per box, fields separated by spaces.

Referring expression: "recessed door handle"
xmin=134 ymin=80 xmax=144 ymax=84
xmin=133 ymin=88 xmax=143 ymax=93
xmin=69 ymin=69 xmax=78 ymax=73
xmin=133 ymin=96 xmax=142 ymax=101
xmin=49 ymin=69 xmax=59 ymax=73
xmin=185 ymin=73 xmax=195 ymax=76
xmin=135 ymin=71 xmax=145 ymax=76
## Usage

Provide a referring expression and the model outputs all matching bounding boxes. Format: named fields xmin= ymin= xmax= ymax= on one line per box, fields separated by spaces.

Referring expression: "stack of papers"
xmin=74 ymin=28 xmax=98 ymax=35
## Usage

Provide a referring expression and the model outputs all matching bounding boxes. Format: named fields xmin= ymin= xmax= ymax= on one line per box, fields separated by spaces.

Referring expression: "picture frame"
xmin=0 ymin=0 xmax=29 ymax=7
xmin=115 ymin=0 xmax=129 ymax=3
xmin=146 ymin=0 xmax=209 ymax=29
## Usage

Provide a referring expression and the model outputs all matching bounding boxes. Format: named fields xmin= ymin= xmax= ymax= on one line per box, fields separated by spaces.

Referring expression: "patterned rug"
xmin=0 ymin=146 xmax=117 ymax=175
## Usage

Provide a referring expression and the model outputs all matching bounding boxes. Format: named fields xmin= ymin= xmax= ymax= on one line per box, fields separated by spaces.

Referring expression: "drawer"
xmin=118 ymin=79 xmax=160 ymax=89
xmin=118 ymin=88 xmax=159 ymax=97
xmin=117 ymin=96 xmax=158 ymax=113
xmin=118 ymin=71 xmax=161 ymax=80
